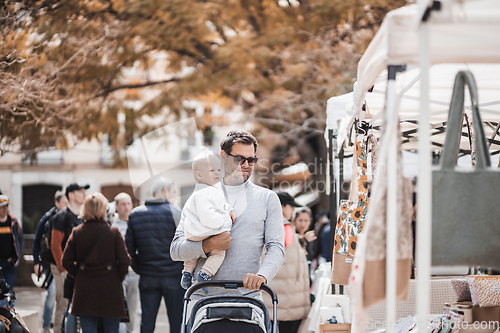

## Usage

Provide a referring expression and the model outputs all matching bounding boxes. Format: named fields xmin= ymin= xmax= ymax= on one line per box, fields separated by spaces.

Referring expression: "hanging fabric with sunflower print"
xmin=349 ymin=117 xmax=413 ymax=318
xmin=331 ymin=121 xmax=372 ymax=286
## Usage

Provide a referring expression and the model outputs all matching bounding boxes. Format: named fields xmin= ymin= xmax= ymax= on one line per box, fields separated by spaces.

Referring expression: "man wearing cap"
xmin=276 ymin=192 xmax=301 ymax=247
xmin=50 ymin=183 xmax=88 ymax=333
xmin=0 ymin=195 xmax=23 ymax=289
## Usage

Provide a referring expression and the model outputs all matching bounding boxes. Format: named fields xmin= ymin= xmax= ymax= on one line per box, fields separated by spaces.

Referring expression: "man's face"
xmin=282 ymin=204 xmax=295 ymax=221
xmin=0 ymin=205 xmax=8 ymax=220
xmin=55 ymin=196 xmax=68 ymax=210
xmin=115 ymin=197 xmax=133 ymax=219
xmin=69 ymin=188 xmax=86 ymax=205
xmin=221 ymin=143 xmax=256 ymax=185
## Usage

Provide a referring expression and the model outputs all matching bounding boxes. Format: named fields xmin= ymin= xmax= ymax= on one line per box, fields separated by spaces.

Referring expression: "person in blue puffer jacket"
xmin=125 ymin=177 xmax=183 ymax=333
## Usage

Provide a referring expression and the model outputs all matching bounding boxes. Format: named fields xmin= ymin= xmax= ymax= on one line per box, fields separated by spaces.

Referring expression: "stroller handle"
xmin=181 ymin=280 xmax=279 ymax=333
xmin=184 ymin=280 xmax=278 ymax=302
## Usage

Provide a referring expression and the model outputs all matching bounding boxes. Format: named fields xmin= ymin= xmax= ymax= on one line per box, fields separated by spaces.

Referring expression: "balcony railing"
xmin=22 ymin=150 xmax=63 ymax=165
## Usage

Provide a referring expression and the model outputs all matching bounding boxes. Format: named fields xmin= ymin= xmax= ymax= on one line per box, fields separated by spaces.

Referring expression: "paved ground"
xmin=14 ymin=286 xmax=173 ymax=333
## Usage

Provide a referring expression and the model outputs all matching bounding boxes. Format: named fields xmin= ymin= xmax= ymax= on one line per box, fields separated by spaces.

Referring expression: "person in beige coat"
xmin=263 ymin=192 xmax=311 ymax=333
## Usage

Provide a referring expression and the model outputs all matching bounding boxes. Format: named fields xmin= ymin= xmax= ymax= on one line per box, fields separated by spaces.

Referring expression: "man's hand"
xmin=34 ymin=264 xmax=40 ymax=276
xmin=202 ymin=231 xmax=231 ymax=254
xmin=230 ymin=211 xmax=237 ymax=223
xmin=243 ymin=273 xmax=266 ymax=290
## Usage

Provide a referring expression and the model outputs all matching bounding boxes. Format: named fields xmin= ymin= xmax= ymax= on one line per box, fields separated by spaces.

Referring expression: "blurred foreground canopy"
xmin=0 ymin=0 xmax=404 ymax=156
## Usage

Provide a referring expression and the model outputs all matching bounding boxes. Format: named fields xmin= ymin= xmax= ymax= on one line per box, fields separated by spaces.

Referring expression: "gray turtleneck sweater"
xmin=170 ymin=180 xmax=285 ymax=294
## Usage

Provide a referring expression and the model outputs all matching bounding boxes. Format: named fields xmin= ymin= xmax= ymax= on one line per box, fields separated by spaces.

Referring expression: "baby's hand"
xmin=230 ymin=211 xmax=237 ymax=223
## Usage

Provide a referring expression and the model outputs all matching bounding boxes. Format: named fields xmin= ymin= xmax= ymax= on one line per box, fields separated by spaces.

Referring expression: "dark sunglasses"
xmin=226 ymin=152 xmax=259 ymax=166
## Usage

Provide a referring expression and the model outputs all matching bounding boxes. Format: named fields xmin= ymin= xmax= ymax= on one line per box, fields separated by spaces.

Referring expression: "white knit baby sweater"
xmin=182 ymin=183 xmax=232 ymax=238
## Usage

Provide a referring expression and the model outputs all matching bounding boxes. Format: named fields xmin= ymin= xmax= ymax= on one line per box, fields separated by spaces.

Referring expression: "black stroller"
xmin=181 ymin=280 xmax=278 ymax=333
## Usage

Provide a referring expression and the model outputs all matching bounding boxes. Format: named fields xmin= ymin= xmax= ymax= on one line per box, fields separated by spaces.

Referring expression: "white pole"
xmin=417 ymin=16 xmax=432 ymax=333
xmin=385 ymin=67 xmax=399 ymax=333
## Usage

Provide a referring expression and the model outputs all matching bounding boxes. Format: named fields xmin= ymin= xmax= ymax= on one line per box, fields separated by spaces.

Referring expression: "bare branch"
xmin=95 ymin=77 xmax=180 ymax=97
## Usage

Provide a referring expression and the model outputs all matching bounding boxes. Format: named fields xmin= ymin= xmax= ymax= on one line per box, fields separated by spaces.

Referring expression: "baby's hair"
xmin=192 ymin=149 xmax=220 ymax=180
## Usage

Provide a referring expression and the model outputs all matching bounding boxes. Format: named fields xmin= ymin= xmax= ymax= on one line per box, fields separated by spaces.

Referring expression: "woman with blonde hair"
xmin=62 ymin=193 xmax=131 ymax=333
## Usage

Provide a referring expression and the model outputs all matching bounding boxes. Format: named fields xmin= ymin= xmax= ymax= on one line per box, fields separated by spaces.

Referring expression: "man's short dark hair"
xmin=220 ymin=131 xmax=258 ymax=153
xmin=54 ymin=190 xmax=65 ymax=203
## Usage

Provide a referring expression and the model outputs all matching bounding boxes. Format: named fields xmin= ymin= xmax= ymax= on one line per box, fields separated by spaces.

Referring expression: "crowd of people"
xmin=0 ymin=130 xmax=333 ymax=333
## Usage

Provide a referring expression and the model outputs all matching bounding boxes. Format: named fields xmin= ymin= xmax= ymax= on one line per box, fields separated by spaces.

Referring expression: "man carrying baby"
xmin=171 ymin=130 xmax=285 ymax=293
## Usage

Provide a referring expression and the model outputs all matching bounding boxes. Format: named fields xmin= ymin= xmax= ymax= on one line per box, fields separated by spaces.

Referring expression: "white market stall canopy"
xmin=326 ymin=0 xmax=500 ymax=154
xmin=327 ymin=64 xmax=500 ymax=155
xmin=357 ymin=0 xmax=500 ymax=100
xmin=365 ymin=64 xmax=500 ymax=152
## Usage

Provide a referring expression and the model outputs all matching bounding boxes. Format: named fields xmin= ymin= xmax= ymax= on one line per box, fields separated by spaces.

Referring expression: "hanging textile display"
xmin=331 ymin=120 xmax=371 ymax=286
xmin=349 ymin=114 xmax=413 ymax=330
xmin=432 ymin=71 xmax=500 ymax=270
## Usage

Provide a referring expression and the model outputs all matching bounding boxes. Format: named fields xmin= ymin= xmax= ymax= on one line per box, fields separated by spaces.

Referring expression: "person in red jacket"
xmin=277 ymin=192 xmax=300 ymax=247
xmin=50 ymin=183 xmax=88 ymax=333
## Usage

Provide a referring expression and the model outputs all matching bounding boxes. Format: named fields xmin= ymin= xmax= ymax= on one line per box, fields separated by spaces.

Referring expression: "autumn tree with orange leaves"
xmin=0 ymin=0 xmax=405 ymax=165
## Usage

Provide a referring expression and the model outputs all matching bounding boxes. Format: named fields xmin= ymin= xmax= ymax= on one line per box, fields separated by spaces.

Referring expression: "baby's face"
xmin=198 ymin=155 xmax=222 ymax=186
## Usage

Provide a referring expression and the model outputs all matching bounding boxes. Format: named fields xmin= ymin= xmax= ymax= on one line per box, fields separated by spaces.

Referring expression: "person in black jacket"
xmin=32 ymin=190 xmax=67 ymax=333
xmin=125 ymin=177 xmax=183 ymax=333
xmin=0 ymin=195 xmax=22 ymax=291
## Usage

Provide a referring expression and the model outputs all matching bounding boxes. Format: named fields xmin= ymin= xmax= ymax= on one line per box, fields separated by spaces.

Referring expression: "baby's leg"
xmin=184 ymin=259 xmax=198 ymax=274
xmin=182 ymin=234 xmax=210 ymax=288
xmin=197 ymin=250 xmax=226 ymax=293
xmin=201 ymin=249 xmax=226 ymax=277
